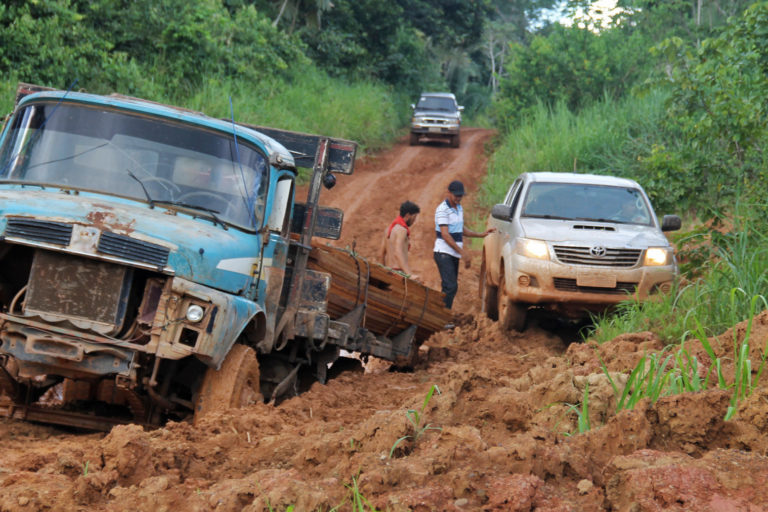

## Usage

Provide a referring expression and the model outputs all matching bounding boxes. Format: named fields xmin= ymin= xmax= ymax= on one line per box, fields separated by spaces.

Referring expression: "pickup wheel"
xmin=409 ymin=133 xmax=419 ymax=146
xmin=497 ymin=268 xmax=527 ymax=332
xmin=479 ymin=259 xmax=498 ymax=320
xmin=450 ymin=133 xmax=460 ymax=148
xmin=194 ymin=344 xmax=262 ymax=422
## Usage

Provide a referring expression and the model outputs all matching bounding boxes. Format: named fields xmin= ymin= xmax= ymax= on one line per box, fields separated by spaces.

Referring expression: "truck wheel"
xmin=194 ymin=344 xmax=262 ymax=422
xmin=497 ymin=268 xmax=526 ymax=332
xmin=450 ymin=134 xmax=460 ymax=148
xmin=480 ymin=260 xmax=498 ymax=320
xmin=410 ymin=133 xmax=419 ymax=146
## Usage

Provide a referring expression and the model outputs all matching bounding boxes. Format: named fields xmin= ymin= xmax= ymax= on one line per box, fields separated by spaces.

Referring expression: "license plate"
xmin=577 ymin=274 xmax=616 ymax=288
xmin=428 ymin=127 xmax=442 ymax=133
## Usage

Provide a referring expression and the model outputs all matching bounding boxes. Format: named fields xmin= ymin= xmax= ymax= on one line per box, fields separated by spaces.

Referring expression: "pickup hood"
xmin=520 ymin=218 xmax=671 ymax=248
xmin=0 ymin=188 xmax=260 ymax=294
xmin=413 ymin=109 xmax=460 ymax=120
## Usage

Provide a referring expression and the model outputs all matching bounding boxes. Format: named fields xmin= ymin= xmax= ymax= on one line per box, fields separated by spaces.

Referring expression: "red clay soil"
xmin=2 ymin=128 xmax=768 ymax=511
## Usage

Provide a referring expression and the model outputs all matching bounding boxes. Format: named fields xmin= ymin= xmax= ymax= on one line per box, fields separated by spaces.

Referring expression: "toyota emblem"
xmin=590 ymin=245 xmax=607 ymax=257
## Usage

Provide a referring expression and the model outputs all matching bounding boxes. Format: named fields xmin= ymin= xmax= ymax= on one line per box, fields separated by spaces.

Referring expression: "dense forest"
xmin=1 ymin=0 xmax=767 ymax=347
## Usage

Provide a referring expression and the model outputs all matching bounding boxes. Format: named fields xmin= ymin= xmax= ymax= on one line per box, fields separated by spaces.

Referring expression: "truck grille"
xmin=553 ymin=245 xmax=641 ymax=267
xmin=5 ymin=218 xmax=73 ymax=246
xmin=98 ymin=232 xmax=169 ymax=268
xmin=553 ymin=278 xmax=637 ymax=295
xmin=25 ymin=250 xmax=132 ymax=334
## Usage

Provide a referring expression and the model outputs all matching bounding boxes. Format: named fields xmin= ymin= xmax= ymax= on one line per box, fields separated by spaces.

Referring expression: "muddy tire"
xmin=497 ymin=268 xmax=526 ymax=331
xmin=409 ymin=132 xmax=419 ymax=146
xmin=450 ymin=133 xmax=460 ymax=148
xmin=479 ymin=259 xmax=498 ymax=320
xmin=194 ymin=344 xmax=262 ymax=422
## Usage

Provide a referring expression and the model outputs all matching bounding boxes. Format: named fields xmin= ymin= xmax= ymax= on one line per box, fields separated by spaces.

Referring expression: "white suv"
xmin=480 ymin=172 xmax=681 ymax=331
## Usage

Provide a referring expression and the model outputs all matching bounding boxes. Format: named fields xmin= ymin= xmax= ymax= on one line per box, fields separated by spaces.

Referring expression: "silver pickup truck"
xmin=480 ymin=172 xmax=681 ymax=331
xmin=410 ymin=92 xmax=463 ymax=148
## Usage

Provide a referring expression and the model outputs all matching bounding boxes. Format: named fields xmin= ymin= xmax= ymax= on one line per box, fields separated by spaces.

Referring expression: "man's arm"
xmin=463 ymin=226 xmax=496 ymax=238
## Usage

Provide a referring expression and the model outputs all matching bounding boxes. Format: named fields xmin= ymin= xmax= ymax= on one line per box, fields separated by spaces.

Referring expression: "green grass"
xmin=1 ymin=68 xmax=401 ymax=158
xmin=389 ymin=384 xmax=442 ymax=458
xmin=481 ymin=91 xmax=669 ymax=209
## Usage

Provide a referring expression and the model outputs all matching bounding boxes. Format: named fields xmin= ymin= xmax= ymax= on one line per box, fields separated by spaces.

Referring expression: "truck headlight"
xmin=186 ymin=304 xmax=205 ymax=323
xmin=518 ymin=238 xmax=550 ymax=260
xmin=644 ymin=247 xmax=671 ymax=266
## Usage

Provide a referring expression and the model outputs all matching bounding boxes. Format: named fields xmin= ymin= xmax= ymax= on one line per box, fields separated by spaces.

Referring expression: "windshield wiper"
xmin=126 ymin=170 xmax=155 ymax=208
xmin=523 ymin=214 xmax=572 ymax=220
xmin=152 ymin=200 xmax=228 ymax=230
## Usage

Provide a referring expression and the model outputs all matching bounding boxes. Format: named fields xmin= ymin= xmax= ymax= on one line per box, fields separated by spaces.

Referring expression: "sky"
xmin=543 ymin=0 xmax=622 ymax=27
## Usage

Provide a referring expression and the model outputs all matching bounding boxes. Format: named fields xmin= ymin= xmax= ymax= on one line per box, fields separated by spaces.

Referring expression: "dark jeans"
xmin=434 ymin=251 xmax=460 ymax=309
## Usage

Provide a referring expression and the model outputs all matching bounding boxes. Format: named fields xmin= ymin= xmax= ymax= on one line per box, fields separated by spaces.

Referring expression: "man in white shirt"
xmin=433 ymin=180 xmax=494 ymax=309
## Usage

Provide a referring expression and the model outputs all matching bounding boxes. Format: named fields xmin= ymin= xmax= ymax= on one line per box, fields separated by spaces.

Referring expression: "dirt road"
xmin=318 ymin=126 xmax=493 ymax=315
xmin=2 ymin=129 xmax=768 ymax=511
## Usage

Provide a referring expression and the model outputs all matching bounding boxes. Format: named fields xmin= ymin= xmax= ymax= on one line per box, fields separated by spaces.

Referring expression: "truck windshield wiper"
xmin=151 ymin=200 xmax=228 ymax=230
xmin=126 ymin=170 xmax=155 ymax=208
xmin=523 ymin=214 xmax=571 ymax=220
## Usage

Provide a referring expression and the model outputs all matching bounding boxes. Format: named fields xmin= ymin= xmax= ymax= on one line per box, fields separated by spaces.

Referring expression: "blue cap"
xmin=448 ymin=180 xmax=465 ymax=196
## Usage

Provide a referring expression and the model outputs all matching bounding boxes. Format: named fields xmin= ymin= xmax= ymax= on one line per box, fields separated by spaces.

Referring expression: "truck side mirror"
xmin=458 ymin=106 xmax=464 ymax=112
xmin=661 ymin=214 xmax=682 ymax=232
xmin=491 ymin=203 xmax=514 ymax=221
xmin=410 ymin=104 xmax=415 ymax=110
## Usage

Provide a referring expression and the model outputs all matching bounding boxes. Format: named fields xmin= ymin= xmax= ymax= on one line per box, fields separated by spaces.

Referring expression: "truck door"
xmin=259 ymin=176 xmax=294 ymax=346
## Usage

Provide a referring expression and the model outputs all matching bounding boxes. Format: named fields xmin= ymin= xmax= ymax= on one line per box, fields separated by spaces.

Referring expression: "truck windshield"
xmin=416 ymin=96 xmax=456 ymax=112
xmin=0 ymin=101 xmax=268 ymax=229
xmin=521 ymin=182 xmax=652 ymax=226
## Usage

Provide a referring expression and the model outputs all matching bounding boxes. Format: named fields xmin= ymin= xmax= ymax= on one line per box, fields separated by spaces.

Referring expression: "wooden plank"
xmin=307 ymin=242 xmax=451 ymax=341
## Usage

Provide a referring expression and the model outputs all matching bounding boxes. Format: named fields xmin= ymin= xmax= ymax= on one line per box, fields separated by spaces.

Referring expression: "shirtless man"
xmin=381 ymin=200 xmax=421 ymax=280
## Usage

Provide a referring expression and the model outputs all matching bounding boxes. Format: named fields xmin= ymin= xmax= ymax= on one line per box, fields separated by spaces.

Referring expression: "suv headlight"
xmin=517 ymin=238 xmax=550 ymax=260
xmin=644 ymin=247 xmax=672 ymax=266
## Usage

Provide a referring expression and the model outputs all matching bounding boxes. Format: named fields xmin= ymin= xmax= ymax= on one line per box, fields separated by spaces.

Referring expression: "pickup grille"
xmin=98 ymin=232 xmax=169 ymax=268
xmin=553 ymin=278 xmax=637 ymax=295
xmin=553 ymin=245 xmax=641 ymax=267
xmin=5 ymin=218 xmax=73 ymax=246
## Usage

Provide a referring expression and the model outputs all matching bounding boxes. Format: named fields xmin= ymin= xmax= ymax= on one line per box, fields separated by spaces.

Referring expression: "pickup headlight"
xmin=517 ymin=238 xmax=550 ymax=260
xmin=644 ymin=247 xmax=672 ymax=266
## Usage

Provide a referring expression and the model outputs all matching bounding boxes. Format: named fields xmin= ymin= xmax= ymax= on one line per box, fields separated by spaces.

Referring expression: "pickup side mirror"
xmin=661 ymin=214 xmax=682 ymax=232
xmin=458 ymin=105 xmax=464 ymax=112
xmin=410 ymin=103 xmax=415 ymax=110
xmin=491 ymin=203 xmax=514 ymax=221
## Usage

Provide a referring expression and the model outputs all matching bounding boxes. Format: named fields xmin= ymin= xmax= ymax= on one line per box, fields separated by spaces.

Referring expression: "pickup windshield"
xmin=521 ymin=182 xmax=652 ymax=226
xmin=416 ymin=96 xmax=457 ymax=112
xmin=0 ymin=101 xmax=268 ymax=229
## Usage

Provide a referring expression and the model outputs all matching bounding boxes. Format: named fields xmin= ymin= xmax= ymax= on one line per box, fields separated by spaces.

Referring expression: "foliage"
xmin=0 ymin=0 xmax=306 ymax=95
xmin=493 ymin=20 xmax=654 ymax=126
xmin=389 ymin=384 xmax=442 ymax=458
xmin=648 ymin=2 xmax=768 ymax=214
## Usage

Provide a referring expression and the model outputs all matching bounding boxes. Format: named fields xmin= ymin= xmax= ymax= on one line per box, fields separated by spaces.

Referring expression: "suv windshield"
xmin=521 ymin=182 xmax=652 ymax=225
xmin=416 ymin=96 xmax=456 ymax=112
xmin=0 ymin=101 xmax=268 ymax=229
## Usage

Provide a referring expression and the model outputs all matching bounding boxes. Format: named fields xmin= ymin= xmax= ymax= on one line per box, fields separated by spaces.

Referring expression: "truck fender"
xmin=483 ymin=232 xmax=502 ymax=285
xmin=498 ymin=240 xmax=517 ymax=296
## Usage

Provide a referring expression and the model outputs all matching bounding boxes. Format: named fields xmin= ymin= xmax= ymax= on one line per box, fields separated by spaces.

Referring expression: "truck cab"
xmin=0 ymin=86 xmax=350 ymax=428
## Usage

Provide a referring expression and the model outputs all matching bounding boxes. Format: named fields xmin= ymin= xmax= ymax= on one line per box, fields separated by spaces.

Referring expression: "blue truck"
xmin=0 ymin=84 xmax=432 ymax=430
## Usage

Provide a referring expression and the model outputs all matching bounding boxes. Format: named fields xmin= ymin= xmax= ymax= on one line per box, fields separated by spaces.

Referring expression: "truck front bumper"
xmin=505 ymin=254 xmax=676 ymax=317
